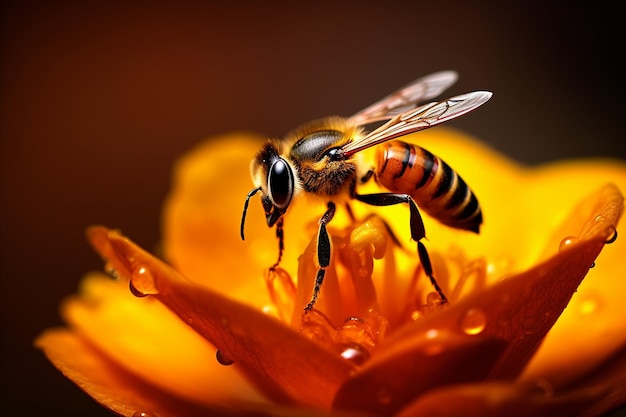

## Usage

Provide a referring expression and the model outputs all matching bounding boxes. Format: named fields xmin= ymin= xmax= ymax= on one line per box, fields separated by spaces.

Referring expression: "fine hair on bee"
xmin=240 ymin=71 xmax=492 ymax=311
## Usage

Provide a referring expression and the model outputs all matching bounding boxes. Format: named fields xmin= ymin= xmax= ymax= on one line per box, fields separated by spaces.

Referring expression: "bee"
xmin=240 ymin=71 xmax=492 ymax=311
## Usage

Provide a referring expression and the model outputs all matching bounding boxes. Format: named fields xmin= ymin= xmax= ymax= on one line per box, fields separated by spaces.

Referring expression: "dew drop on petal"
xmin=216 ymin=349 xmax=235 ymax=366
xmin=578 ymin=293 xmax=603 ymax=316
xmin=132 ymin=412 xmax=158 ymax=417
xmin=420 ymin=329 xmax=445 ymax=355
xmin=559 ymin=236 xmax=579 ymax=252
xmin=425 ymin=328 xmax=439 ymax=339
xmin=104 ymin=261 xmax=120 ymax=279
xmin=604 ymin=226 xmax=618 ymax=244
xmin=410 ymin=310 xmax=424 ymax=321
xmin=339 ymin=343 xmax=371 ymax=366
xmin=459 ymin=307 xmax=487 ymax=335
xmin=129 ymin=266 xmax=158 ymax=297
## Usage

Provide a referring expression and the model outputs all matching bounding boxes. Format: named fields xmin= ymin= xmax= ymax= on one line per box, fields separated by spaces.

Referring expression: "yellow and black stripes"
xmin=376 ymin=140 xmax=482 ymax=233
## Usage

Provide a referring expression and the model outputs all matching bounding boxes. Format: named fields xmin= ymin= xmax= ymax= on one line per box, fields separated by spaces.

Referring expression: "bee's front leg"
xmin=304 ymin=202 xmax=336 ymax=311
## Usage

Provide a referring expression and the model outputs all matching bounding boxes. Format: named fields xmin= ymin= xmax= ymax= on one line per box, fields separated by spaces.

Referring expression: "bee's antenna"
xmin=240 ymin=187 xmax=262 ymax=240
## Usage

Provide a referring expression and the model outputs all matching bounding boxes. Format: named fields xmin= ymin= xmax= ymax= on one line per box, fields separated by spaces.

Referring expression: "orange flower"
xmin=36 ymin=129 xmax=626 ymax=416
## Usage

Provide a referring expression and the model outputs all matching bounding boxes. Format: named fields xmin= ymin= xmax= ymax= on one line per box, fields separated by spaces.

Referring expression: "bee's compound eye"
xmin=268 ymin=158 xmax=294 ymax=209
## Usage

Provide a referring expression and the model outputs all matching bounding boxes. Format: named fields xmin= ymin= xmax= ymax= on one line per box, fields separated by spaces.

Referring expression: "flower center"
xmin=263 ymin=216 xmax=495 ymax=366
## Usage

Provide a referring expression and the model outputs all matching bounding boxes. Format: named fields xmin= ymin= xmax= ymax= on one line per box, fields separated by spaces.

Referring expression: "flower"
xmin=36 ymin=129 xmax=626 ymax=417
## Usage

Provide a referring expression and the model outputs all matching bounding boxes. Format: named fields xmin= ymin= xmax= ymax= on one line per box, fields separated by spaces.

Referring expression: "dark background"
xmin=1 ymin=1 xmax=624 ymax=415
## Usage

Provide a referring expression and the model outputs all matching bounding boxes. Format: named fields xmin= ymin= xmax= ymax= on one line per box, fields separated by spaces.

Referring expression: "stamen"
xmin=265 ymin=266 xmax=296 ymax=322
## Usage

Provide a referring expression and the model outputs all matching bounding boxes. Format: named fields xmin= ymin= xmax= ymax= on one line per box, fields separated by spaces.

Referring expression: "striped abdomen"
xmin=376 ymin=140 xmax=482 ymax=233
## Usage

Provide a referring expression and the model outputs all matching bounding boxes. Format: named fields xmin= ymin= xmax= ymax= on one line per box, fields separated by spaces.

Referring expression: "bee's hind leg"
xmin=304 ymin=202 xmax=336 ymax=311
xmin=355 ymin=192 xmax=448 ymax=304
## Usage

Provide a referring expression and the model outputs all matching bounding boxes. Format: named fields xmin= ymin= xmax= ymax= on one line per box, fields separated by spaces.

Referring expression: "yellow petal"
xmin=35 ymin=329 xmax=234 ymax=417
xmin=522 ymin=181 xmax=626 ymax=387
xmin=36 ymin=329 xmax=353 ymax=417
xmin=59 ymin=273 xmax=266 ymax=407
xmin=161 ymin=133 xmax=272 ymax=308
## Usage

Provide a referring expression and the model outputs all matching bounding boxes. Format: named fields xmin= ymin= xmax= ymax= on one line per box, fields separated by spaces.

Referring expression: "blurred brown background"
xmin=1 ymin=1 xmax=624 ymax=415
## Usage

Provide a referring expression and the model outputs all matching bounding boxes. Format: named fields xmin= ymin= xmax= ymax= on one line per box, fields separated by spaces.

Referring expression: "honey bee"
xmin=240 ymin=71 xmax=492 ymax=311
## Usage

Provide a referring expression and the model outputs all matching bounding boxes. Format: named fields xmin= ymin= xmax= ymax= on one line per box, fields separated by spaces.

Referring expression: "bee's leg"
xmin=270 ymin=217 xmax=284 ymax=270
xmin=355 ymin=193 xmax=448 ymax=304
xmin=305 ymin=202 xmax=336 ymax=311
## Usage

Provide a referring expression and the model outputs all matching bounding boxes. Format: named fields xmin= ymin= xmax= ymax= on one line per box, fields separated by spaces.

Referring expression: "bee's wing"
xmin=342 ymin=91 xmax=492 ymax=157
xmin=348 ymin=71 xmax=459 ymax=126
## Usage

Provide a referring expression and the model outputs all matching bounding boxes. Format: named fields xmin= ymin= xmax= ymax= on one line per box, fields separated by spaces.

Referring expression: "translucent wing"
xmin=342 ymin=91 xmax=492 ymax=157
xmin=348 ymin=71 xmax=459 ymax=126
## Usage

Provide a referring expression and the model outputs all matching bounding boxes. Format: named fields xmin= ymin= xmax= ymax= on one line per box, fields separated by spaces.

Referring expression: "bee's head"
xmin=240 ymin=143 xmax=295 ymax=240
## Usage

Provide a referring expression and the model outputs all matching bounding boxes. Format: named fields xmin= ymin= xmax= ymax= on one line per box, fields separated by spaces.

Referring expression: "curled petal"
xmin=380 ymin=184 xmax=622 ymax=383
xmin=90 ymin=226 xmax=356 ymax=409
xmin=523 ymin=184 xmax=626 ymax=387
xmin=57 ymin=272 xmax=265 ymax=406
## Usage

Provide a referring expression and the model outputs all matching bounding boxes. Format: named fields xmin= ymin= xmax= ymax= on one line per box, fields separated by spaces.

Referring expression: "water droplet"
xmin=579 ymin=294 xmax=602 ymax=315
xmin=216 ymin=349 xmax=235 ymax=366
xmin=421 ymin=331 xmax=445 ymax=356
xmin=426 ymin=291 xmax=443 ymax=306
xmin=459 ymin=308 xmax=487 ymax=335
xmin=410 ymin=310 xmax=423 ymax=321
xmin=604 ymin=226 xmax=618 ymax=244
xmin=486 ymin=255 xmax=513 ymax=277
xmin=129 ymin=265 xmax=158 ymax=297
xmin=104 ymin=261 xmax=120 ymax=279
xmin=132 ymin=412 xmax=158 ymax=417
xmin=338 ymin=316 xmax=379 ymax=353
xmin=339 ymin=343 xmax=371 ymax=366
xmin=425 ymin=328 xmax=439 ymax=339
xmin=128 ymin=281 xmax=148 ymax=298
xmin=559 ymin=236 xmax=579 ymax=252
